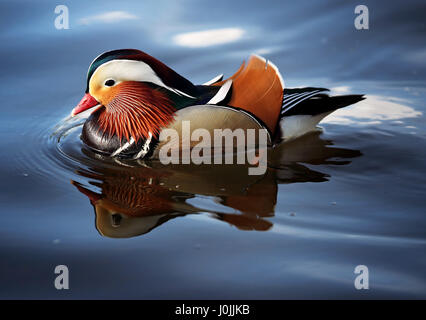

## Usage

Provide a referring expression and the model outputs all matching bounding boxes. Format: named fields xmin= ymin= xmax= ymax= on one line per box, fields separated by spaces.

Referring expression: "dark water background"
xmin=1 ymin=0 xmax=426 ymax=298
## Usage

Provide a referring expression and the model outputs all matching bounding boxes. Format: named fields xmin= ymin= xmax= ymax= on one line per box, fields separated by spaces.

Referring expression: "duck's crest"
xmin=85 ymin=49 xmax=198 ymax=98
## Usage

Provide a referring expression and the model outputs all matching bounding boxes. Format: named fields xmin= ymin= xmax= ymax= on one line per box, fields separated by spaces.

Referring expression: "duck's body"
xmin=72 ymin=49 xmax=364 ymax=159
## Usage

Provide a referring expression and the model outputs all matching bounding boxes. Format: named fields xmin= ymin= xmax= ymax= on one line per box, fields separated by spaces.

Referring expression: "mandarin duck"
xmin=72 ymin=49 xmax=364 ymax=159
xmin=71 ymin=161 xmax=277 ymax=237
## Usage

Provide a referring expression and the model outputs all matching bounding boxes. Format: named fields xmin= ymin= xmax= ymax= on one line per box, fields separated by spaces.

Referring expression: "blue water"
xmin=1 ymin=0 xmax=426 ymax=299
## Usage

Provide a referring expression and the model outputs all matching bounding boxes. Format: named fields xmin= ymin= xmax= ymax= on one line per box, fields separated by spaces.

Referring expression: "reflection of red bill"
xmin=71 ymin=93 xmax=99 ymax=116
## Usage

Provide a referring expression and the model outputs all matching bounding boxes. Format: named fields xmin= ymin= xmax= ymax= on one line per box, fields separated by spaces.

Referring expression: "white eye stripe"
xmin=91 ymin=59 xmax=195 ymax=98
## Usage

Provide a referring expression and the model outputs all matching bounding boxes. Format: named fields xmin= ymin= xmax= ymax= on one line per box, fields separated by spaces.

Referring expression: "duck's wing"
xmin=281 ymin=87 xmax=364 ymax=117
xmin=279 ymin=87 xmax=365 ymax=141
xmin=211 ymin=55 xmax=285 ymax=136
xmin=154 ymin=104 xmax=272 ymax=156
xmin=190 ymin=57 xmax=364 ymax=144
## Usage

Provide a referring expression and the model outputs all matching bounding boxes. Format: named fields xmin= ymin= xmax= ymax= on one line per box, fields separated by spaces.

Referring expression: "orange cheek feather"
xmin=96 ymin=82 xmax=176 ymax=143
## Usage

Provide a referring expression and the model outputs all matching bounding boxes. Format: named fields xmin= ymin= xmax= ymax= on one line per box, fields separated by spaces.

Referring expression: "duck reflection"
xmin=71 ymin=131 xmax=361 ymax=238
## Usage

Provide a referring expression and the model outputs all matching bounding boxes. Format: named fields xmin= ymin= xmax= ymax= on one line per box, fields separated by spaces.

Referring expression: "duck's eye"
xmin=104 ymin=79 xmax=116 ymax=87
xmin=111 ymin=213 xmax=122 ymax=227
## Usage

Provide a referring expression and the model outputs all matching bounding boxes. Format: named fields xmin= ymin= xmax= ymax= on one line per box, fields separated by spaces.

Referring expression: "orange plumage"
xmin=97 ymin=81 xmax=175 ymax=141
xmin=214 ymin=55 xmax=284 ymax=134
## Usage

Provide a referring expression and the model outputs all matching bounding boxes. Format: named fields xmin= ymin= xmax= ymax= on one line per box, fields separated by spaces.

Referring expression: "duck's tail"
xmin=278 ymin=87 xmax=365 ymax=141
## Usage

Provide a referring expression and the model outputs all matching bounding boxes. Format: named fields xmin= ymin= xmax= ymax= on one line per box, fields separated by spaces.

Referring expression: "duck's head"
xmin=72 ymin=49 xmax=196 ymax=142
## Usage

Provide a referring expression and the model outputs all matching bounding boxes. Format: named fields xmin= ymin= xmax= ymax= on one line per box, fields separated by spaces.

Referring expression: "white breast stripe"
xmin=111 ymin=137 xmax=135 ymax=157
xmin=207 ymin=80 xmax=232 ymax=105
xmin=133 ymin=132 xmax=153 ymax=159
xmin=281 ymin=91 xmax=324 ymax=115
xmin=203 ymin=74 xmax=224 ymax=85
